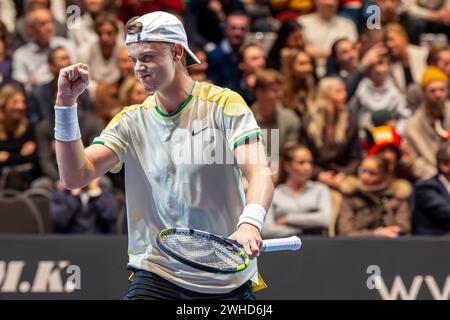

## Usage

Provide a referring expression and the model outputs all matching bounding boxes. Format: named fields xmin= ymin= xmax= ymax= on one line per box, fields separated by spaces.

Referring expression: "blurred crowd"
xmin=0 ymin=0 xmax=449 ymax=237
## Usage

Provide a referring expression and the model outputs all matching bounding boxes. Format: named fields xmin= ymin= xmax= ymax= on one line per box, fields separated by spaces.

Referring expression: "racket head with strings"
xmin=156 ymin=228 xmax=250 ymax=274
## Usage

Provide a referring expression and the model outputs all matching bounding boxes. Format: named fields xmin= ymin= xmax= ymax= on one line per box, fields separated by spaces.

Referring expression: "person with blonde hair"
xmin=0 ymin=84 xmax=40 ymax=190
xmin=304 ymin=77 xmax=360 ymax=189
xmin=337 ymin=155 xmax=412 ymax=237
xmin=118 ymin=77 xmax=147 ymax=107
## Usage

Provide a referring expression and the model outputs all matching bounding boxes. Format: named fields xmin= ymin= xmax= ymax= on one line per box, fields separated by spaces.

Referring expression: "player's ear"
xmin=171 ymin=43 xmax=184 ymax=62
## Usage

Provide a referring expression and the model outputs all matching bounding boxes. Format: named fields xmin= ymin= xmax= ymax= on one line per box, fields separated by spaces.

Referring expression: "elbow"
xmin=59 ymin=176 xmax=86 ymax=190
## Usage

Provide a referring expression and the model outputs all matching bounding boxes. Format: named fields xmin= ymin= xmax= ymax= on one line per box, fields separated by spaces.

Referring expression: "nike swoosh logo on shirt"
xmin=192 ymin=126 xmax=210 ymax=136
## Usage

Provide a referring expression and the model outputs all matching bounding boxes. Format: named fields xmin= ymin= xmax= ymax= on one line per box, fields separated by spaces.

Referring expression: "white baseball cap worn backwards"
xmin=125 ymin=11 xmax=201 ymax=66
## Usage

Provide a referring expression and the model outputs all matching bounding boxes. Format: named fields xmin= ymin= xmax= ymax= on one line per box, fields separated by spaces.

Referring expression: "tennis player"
xmin=54 ymin=11 xmax=274 ymax=299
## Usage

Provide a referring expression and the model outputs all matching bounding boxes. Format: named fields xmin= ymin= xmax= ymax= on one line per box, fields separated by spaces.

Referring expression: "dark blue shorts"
xmin=124 ymin=268 xmax=256 ymax=300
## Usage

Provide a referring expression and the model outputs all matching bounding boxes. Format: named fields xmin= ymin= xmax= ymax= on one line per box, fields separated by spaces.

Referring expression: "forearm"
xmin=286 ymin=211 xmax=329 ymax=228
xmin=56 ymin=140 xmax=93 ymax=189
xmin=245 ymin=169 xmax=274 ymax=212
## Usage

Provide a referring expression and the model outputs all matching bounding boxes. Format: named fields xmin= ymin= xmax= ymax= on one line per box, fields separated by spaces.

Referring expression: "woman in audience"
xmin=282 ymin=49 xmax=317 ymax=121
xmin=349 ymin=55 xmax=411 ymax=138
xmin=337 ymin=155 xmax=412 ymax=237
xmin=304 ymin=77 xmax=360 ymax=189
xmin=118 ymin=77 xmax=148 ymax=107
xmin=267 ymin=20 xmax=305 ymax=71
xmin=0 ymin=84 xmax=40 ymax=190
xmin=262 ymin=144 xmax=332 ymax=238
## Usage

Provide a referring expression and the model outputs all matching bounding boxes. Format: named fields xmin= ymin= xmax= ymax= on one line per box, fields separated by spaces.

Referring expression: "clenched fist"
xmin=55 ymin=63 xmax=90 ymax=107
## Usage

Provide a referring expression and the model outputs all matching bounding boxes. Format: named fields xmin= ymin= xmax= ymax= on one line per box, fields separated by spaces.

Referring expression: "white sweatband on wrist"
xmin=237 ymin=203 xmax=266 ymax=232
xmin=54 ymin=105 xmax=81 ymax=141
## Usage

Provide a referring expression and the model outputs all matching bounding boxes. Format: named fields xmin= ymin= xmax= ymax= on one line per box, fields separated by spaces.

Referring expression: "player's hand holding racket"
xmin=157 ymin=227 xmax=302 ymax=274
xmin=228 ymin=223 xmax=263 ymax=257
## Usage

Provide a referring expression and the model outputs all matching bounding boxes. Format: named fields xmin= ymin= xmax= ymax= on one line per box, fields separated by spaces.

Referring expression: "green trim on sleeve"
xmin=92 ymin=140 xmax=105 ymax=145
xmin=232 ymin=131 xmax=262 ymax=149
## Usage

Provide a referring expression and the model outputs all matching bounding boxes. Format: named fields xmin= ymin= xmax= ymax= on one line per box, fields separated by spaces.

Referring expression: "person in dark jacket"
xmin=337 ymin=155 xmax=412 ymax=237
xmin=206 ymin=12 xmax=249 ymax=91
xmin=413 ymin=142 xmax=450 ymax=235
xmin=49 ymin=178 xmax=120 ymax=234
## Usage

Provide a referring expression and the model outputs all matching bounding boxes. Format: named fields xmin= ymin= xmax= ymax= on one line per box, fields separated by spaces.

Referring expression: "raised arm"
xmin=54 ymin=63 xmax=119 ymax=189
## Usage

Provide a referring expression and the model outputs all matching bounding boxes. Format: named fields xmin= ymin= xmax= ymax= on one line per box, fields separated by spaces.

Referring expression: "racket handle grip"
xmin=261 ymin=236 xmax=302 ymax=252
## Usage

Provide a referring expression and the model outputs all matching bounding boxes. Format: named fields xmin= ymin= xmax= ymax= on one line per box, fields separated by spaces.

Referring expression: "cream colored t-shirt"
xmin=92 ymin=81 xmax=262 ymax=294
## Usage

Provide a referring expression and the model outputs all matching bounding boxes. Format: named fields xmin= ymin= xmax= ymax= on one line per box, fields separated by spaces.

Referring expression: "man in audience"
xmin=251 ymin=69 xmax=301 ymax=181
xmin=186 ymin=0 xmax=246 ymax=48
xmin=28 ymin=46 xmax=92 ymax=124
xmin=413 ymin=141 xmax=450 ymax=235
xmin=326 ymin=38 xmax=387 ymax=98
xmin=237 ymin=42 xmax=266 ymax=105
xmin=68 ymin=0 xmax=124 ymax=58
xmin=79 ymin=12 xmax=123 ymax=96
xmin=207 ymin=12 xmax=250 ymax=91
xmin=404 ymin=66 xmax=450 ymax=180
xmin=13 ymin=0 xmax=68 ymax=49
xmin=384 ymin=22 xmax=428 ymax=94
xmin=407 ymin=46 xmax=450 ymax=111
xmin=298 ymin=0 xmax=357 ymax=73
xmin=12 ymin=8 xmax=76 ymax=92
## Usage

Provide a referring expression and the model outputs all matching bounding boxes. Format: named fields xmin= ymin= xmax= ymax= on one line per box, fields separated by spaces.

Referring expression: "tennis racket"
xmin=156 ymin=227 xmax=302 ymax=273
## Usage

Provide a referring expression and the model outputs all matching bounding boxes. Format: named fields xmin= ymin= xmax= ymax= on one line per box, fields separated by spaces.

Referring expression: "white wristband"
xmin=237 ymin=203 xmax=266 ymax=232
xmin=54 ymin=105 xmax=81 ymax=141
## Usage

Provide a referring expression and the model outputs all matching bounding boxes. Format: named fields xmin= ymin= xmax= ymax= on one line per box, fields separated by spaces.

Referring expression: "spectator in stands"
xmin=68 ymin=0 xmax=125 ymax=58
xmin=349 ymin=55 xmax=411 ymax=137
xmin=402 ymin=0 xmax=450 ymax=42
xmin=364 ymin=110 xmax=414 ymax=180
xmin=80 ymin=13 xmax=122 ymax=90
xmin=262 ymin=144 xmax=332 ymax=238
xmin=266 ymin=19 xmax=305 ymax=71
xmin=404 ymin=66 xmax=450 ymax=180
xmin=326 ymin=38 xmax=388 ymax=98
xmin=188 ymin=45 xmax=210 ymax=83
xmin=407 ymin=46 xmax=450 ymax=111
xmin=28 ymin=46 xmax=92 ymax=124
xmin=304 ymin=77 xmax=360 ymax=189
xmin=413 ymin=142 xmax=450 ymax=235
xmin=206 ymin=12 xmax=250 ymax=91
xmin=118 ymin=0 xmax=186 ymax=23
xmin=0 ymin=84 xmax=41 ymax=191
xmin=252 ymin=69 xmax=301 ymax=156
xmin=186 ymin=0 xmax=246 ymax=48
xmin=11 ymin=8 xmax=76 ymax=92
xmin=298 ymin=0 xmax=357 ymax=74
xmin=49 ymin=178 xmax=120 ymax=234
xmin=282 ymin=49 xmax=317 ymax=118
xmin=237 ymin=42 xmax=266 ymax=105
xmin=13 ymin=0 xmax=68 ymax=49
xmin=384 ymin=23 xmax=428 ymax=94
xmin=118 ymin=77 xmax=147 ymax=107
xmin=117 ymin=46 xmax=135 ymax=82
xmin=337 ymin=155 xmax=412 ymax=236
